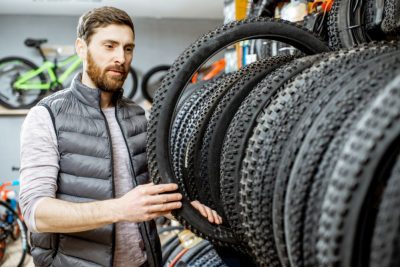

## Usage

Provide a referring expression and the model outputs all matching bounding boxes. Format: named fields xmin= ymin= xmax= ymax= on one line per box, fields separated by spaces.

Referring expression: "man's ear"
xmin=75 ymin=38 xmax=87 ymax=60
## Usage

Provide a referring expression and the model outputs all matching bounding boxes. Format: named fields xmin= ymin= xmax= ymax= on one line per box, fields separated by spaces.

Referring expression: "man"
xmin=19 ymin=6 xmax=221 ymax=267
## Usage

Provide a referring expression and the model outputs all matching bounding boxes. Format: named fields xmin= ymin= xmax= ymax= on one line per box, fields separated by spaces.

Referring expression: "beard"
xmin=86 ymin=51 xmax=128 ymax=93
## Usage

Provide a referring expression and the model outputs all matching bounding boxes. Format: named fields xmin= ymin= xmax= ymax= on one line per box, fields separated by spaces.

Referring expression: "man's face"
xmin=83 ymin=24 xmax=135 ymax=92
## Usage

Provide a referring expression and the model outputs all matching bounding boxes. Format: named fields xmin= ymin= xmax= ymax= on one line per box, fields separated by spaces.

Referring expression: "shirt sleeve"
xmin=19 ymin=105 xmax=59 ymax=233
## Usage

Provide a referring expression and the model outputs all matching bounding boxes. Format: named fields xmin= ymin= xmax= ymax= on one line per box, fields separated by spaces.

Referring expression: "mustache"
xmin=105 ymin=65 xmax=127 ymax=74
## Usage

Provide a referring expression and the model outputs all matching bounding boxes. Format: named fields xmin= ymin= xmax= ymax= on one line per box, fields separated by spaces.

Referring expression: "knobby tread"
xmin=280 ymin=43 xmax=400 ymax=267
xmin=299 ymin=44 xmax=397 ymax=266
xmin=177 ymin=60 xmax=276 ymax=207
xmin=382 ymin=0 xmax=400 ymax=34
xmin=196 ymin=55 xmax=294 ymax=219
xmin=302 ymin=73 xmax=393 ymax=267
xmin=365 ymin=0 xmax=378 ymax=30
xmin=370 ymin=150 xmax=400 ymax=267
xmin=316 ymin=56 xmax=400 ymax=267
xmin=170 ymin=79 xmax=218 ymax=199
xmin=327 ymin=0 xmax=368 ymax=49
xmin=147 ymin=16 xmax=329 ymax=247
xmin=238 ymin=54 xmax=325 ymax=267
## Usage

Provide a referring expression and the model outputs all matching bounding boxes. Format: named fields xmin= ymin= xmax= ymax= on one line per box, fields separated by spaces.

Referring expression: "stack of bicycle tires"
xmin=147 ymin=17 xmax=400 ymax=267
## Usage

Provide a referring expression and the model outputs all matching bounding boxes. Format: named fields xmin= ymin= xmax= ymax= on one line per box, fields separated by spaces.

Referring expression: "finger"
xmin=146 ymin=193 xmax=182 ymax=205
xmin=204 ymin=206 xmax=214 ymax=223
xmin=191 ymin=201 xmax=207 ymax=218
xmin=147 ymin=201 xmax=182 ymax=213
xmin=211 ymin=210 xmax=222 ymax=224
xmin=144 ymin=183 xmax=179 ymax=195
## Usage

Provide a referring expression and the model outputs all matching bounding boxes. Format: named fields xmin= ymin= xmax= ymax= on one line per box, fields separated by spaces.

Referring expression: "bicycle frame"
xmin=13 ymin=54 xmax=82 ymax=90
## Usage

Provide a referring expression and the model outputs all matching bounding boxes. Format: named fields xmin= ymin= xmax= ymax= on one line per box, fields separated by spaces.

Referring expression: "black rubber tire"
xmin=327 ymin=0 xmax=369 ymax=49
xmin=164 ymin=243 xmax=186 ymax=267
xmin=280 ymin=43 xmax=400 ymax=267
xmin=188 ymin=249 xmax=226 ymax=267
xmin=162 ymin=235 xmax=181 ymax=264
xmin=382 ymin=0 xmax=400 ymax=34
xmin=147 ymin=17 xmax=330 ymax=247
xmin=170 ymin=79 xmax=218 ymax=201
xmin=370 ymin=151 xmax=400 ymax=267
xmin=316 ymin=54 xmax=400 ymax=267
xmin=171 ymin=74 xmax=245 ymax=204
xmin=228 ymin=55 xmax=321 ymax=267
xmin=186 ymin=244 xmax=214 ymax=265
xmin=296 ymin=43 xmax=400 ymax=267
xmin=124 ymin=66 xmax=138 ymax=99
xmin=240 ymin=53 xmax=331 ymax=267
xmin=196 ymin=55 xmax=295 ymax=219
xmin=141 ymin=65 xmax=171 ymax=103
xmin=0 ymin=56 xmax=47 ymax=109
xmin=365 ymin=0 xmax=382 ymax=31
xmin=175 ymin=240 xmax=211 ymax=266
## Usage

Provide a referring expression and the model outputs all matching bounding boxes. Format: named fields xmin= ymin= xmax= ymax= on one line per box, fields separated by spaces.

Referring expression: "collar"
xmin=70 ymin=73 xmax=123 ymax=108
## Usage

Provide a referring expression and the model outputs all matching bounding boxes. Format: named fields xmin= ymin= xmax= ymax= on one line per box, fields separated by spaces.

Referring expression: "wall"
xmin=0 ymin=14 xmax=223 ymax=183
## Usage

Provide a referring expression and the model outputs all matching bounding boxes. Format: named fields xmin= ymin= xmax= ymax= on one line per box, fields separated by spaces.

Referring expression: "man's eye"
xmin=105 ymin=44 xmax=113 ymax=48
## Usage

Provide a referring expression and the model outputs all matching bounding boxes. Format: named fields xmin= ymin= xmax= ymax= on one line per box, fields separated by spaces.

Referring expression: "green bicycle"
xmin=0 ymin=38 xmax=138 ymax=109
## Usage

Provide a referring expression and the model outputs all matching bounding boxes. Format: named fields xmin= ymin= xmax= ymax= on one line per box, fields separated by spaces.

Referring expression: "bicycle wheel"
xmin=327 ymin=0 xmax=367 ymax=49
xmin=10 ymin=205 xmax=22 ymax=241
xmin=147 ymin=17 xmax=330 ymax=248
xmin=0 ymin=201 xmax=28 ymax=267
xmin=141 ymin=65 xmax=171 ymax=103
xmin=123 ymin=66 xmax=138 ymax=99
xmin=0 ymin=57 xmax=47 ymax=109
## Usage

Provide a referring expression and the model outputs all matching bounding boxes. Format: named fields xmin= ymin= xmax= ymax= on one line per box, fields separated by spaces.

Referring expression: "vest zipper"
xmin=99 ymin=104 xmax=116 ymax=267
xmin=114 ymin=105 xmax=158 ymax=267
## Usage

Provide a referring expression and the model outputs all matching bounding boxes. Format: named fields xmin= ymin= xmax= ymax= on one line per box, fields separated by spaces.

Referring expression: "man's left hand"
xmin=191 ymin=200 xmax=222 ymax=224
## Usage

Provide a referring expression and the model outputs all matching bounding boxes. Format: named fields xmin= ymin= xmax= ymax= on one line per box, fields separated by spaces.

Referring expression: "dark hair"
xmin=77 ymin=6 xmax=134 ymax=44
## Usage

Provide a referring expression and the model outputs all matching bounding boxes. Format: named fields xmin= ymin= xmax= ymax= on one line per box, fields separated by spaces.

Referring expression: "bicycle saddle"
xmin=24 ymin=38 xmax=48 ymax=47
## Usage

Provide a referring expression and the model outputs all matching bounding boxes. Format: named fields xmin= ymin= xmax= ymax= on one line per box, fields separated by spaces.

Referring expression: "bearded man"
xmin=19 ymin=6 xmax=221 ymax=267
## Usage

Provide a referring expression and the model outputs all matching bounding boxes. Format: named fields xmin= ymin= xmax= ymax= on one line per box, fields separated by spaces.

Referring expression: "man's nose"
xmin=113 ymin=48 xmax=126 ymax=65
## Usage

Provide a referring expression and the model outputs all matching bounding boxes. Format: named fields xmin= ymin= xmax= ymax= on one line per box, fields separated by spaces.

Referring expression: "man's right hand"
xmin=116 ymin=182 xmax=182 ymax=223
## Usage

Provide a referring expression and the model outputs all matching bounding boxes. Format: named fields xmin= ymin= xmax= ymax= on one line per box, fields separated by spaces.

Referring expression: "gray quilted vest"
xmin=30 ymin=74 xmax=161 ymax=267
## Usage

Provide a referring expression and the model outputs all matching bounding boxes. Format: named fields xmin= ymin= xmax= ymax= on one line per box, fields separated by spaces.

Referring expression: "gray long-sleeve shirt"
xmin=19 ymin=105 xmax=146 ymax=267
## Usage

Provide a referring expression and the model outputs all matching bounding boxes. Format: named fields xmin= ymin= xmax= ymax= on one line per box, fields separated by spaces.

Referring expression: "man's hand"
xmin=191 ymin=200 xmax=222 ymax=224
xmin=117 ymin=182 xmax=182 ymax=223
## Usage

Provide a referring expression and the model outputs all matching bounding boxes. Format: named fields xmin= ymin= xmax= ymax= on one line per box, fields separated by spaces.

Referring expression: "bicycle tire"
xmin=317 ymin=55 xmax=400 ymax=267
xmin=220 ymin=55 xmax=318 ymax=267
xmin=0 ymin=200 xmax=28 ymax=267
xmin=175 ymin=240 xmax=210 ymax=266
xmin=327 ymin=0 xmax=368 ymax=49
xmin=147 ymin=17 xmax=330 ymax=248
xmin=141 ymin=65 xmax=171 ymax=103
xmin=170 ymin=77 xmax=224 ymax=201
xmin=196 ymin=55 xmax=294 ymax=217
xmin=0 ymin=56 xmax=47 ymax=109
xmin=124 ymin=66 xmax=138 ymax=99
xmin=370 ymin=152 xmax=400 ymax=267
xmin=189 ymin=249 xmax=226 ymax=267
xmin=281 ymin=44 xmax=399 ymax=267
xmin=302 ymin=47 xmax=400 ymax=264
xmin=382 ymin=0 xmax=400 ymax=34
xmin=10 ymin=205 xmax=22 ymax=241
